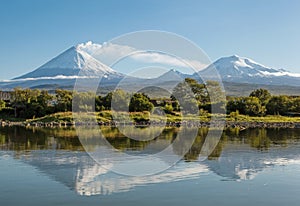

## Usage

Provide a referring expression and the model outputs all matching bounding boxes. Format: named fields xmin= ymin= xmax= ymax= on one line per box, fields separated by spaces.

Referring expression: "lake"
xmin=1 ymin=126 xmax=300 ymax=206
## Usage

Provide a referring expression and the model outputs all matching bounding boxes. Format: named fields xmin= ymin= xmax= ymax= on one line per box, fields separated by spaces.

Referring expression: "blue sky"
xmin=0 ymin=0 xmax=300 ymax=80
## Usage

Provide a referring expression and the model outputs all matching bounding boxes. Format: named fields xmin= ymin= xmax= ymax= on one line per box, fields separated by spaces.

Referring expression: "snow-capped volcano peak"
xmin=208 ymin=55 xmax=290 ymax=79
xmin=14 ymin=44 xmax=123 ymax=80
xmin=198 ymin=55 xmax=300 ymax=85
xmin=214 ymin=55 xmax=277 ymax=73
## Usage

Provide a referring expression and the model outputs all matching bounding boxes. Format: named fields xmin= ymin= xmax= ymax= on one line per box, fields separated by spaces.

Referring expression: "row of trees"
xmin=227 ymin=88 xmax=300 ymax=116
xmin=0 ymin=88 xmax=155 ymax=119
xmin=0 ymin=89 xmax=73 ymax=118
xmin=1 ymin=78 xmax=300 ymax=119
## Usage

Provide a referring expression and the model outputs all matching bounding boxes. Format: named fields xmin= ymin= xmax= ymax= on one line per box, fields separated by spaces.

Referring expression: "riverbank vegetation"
xmin=1 ymin=78 xmax=300 ymax=124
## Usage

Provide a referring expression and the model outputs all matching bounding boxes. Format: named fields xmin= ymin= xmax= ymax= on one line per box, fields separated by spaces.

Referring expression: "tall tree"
xmin=244 ymin=97 xmax=266 ymax=116
xmin=0 ymin=100 xmax=5 ymax=111
xmin=266 ymin=95 xmax=290 ymax=115
xmin=55 ymin=89 xmax=73 ymax=112
xmin=249 ymin=88 xmax=271 ymax=106
xmin=129 ymin=93 xmax=154 ymax=112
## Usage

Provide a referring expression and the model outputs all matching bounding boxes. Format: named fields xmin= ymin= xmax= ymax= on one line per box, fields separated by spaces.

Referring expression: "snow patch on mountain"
xmin=260 ymin=70 xmax=300 ymax=77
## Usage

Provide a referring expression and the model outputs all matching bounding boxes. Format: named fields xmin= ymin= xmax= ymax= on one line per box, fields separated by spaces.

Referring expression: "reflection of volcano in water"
xmin=204 ymin=142 xmax=300 ymax=180
xmin=2 ymin=127 xmax=300 ymax=196
xmin=18 ymin=150 xmax=209 ymax=196
xmin=14 ymin=139 xmax=300 ymax=196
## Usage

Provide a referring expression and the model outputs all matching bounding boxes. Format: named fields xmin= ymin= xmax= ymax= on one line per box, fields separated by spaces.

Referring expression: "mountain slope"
xmin=14 ymin=44 xmax=124 ymax=80
xmin=154 ymin=69 xmax=193 ymax=82
xmin=0 ymin=42 xmax=125 ymax=90
xmin=198 ymin=55 xmax=300 ymax=86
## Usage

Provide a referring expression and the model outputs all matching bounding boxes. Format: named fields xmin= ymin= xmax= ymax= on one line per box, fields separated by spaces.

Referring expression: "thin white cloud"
xmin=1 ymin=75 xmax=99 ymax=82
xmin=260 ymin=71 xmax=300 ymax=77
xmin=129 ymin=52 xmax=208 ymax=71
xmin=80 ymin=42 xmax=137 ymax=66
xmin=79 ymin=42 xmax=208 ymax=71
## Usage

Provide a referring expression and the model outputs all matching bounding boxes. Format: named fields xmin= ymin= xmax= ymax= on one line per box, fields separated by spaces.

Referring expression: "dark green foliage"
xmin=164 ymin=103 xmax=174 ymax=114
xmin=95 ymin=95 xmax=104 ymax=111
xmin=226 ymin=97 xmax=246 ymax=114
xmin=101 ymin=92 xmax=113 ymax=110
xmin=55 ymin=89 xmax=72 ymax=112
xmin=266 ymin=95 xmax=290 ymax=115
xmin=290 ymin=97 xmax=300 ymax=113
xmin=249 ymin=88 xmax=271 ymax=105
xmin=227 ymin=96 xmax=266 ymax=116
xmin=244 ymin=97 xmax=266 ymax=116
xmin=10 ymin=88 xmax=54 ymax=118
xmin=0 ymin=100 xmax=5 ymax=111
xmin=129 ymin=93 xmax=154 ymax=112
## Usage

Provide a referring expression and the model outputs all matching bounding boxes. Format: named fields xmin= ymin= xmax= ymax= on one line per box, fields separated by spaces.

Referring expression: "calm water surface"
xmin=0 ymin=126 xmax=300 ymax=206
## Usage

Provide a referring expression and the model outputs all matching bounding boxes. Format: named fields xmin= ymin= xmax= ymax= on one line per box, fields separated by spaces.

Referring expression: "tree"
xmin=226 ymin=97 xmax=245 ymax=114
xmin=101 ymin=92 xmax=113 ymax=110
xmin=164 ymin=103 xmax=173 ymax=114
xmin=249 ymin=88 xmax=271 ymax=105
xmin=172 ymin=79 xmax=197 ymax=101
xmin=111 ymin=89 xmax=130 ymax=111
xmin=55 ymin=89 xmax=73 ymax=112
xmin=227 ymin=96 xmax=266 ymax=116
xmin=171 ymin=78 xmax=201 ymax=114
xmin=37 ymin=90 xmax=53 ymax=115
xmin=12 ymin=88 xmax=41 ymax=118
xmin=172 ymin=100 xmax=180 ymax=112
xmin=0 ymin=100 xmax=5 ymax=111
xmin=290 ymin=97 xmax=300 ymax=113
xmin=244 ymin=97 xmax=266 ymax=116
xmin=129 ymin=93 xmax=154 ymax=112
xmin=205 ymin=80 xmax=225 ymax=104
xmin=184 ymin=78 xmax=206 ymax=102
xmin=72 ymin=92 xmax=95 ymax=112
xmin=95 ymin=95 xmax=105 ymax=111
xmin=266 ymin=95 xmax=290 ymax=115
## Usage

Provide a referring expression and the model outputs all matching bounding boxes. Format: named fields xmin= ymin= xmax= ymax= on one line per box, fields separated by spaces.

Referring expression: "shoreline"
xmin=1 ymin=119 xmax=300 ymax=129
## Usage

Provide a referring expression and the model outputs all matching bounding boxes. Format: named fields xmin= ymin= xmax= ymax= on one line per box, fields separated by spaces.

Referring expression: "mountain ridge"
xmin=1 ymin=41 xmax=300 ymax=92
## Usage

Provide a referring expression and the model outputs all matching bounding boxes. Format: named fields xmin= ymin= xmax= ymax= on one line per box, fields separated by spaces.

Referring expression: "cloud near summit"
xmin=79 ymin=41 xmax=208 ymax=72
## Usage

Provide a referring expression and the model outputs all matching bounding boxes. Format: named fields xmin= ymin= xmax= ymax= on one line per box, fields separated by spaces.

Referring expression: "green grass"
xmin=0 ymin=117 xmax=27 ymax=122
xmin=8 ymin=111 xmax=300 ymax=124
xmin=226 ymin=114 xmax=300 ymax=122
xmin=28 ymin=112 xmax=74 ymax=123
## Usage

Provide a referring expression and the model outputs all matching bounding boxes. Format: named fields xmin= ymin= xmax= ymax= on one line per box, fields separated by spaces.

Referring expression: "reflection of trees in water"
xmin=171 ymin=127 xmax=199 ymax=158
xmin=239 ymin=128 xmax=294 ymax=151
xmin=182 ymin=128 xmax=207 ymax=161
xmin=184 ymin=127 xmax=300 ymax=161
xmin=80 ymin=127 xmax=178 ymax=151
xmin=0 ymin=126 xmax=82 ymax=151
xmin=248 ymin=129 xmax=270 ymax=150
xmin=1 ymin=126 xmax=300 ymax=161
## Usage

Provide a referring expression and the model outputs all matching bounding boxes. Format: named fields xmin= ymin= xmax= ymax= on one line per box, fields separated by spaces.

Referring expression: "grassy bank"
xmin=226 ymin=114 xmax=300 ymax=122
xmin=2 ymin=111 xmax=299 ymax=125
